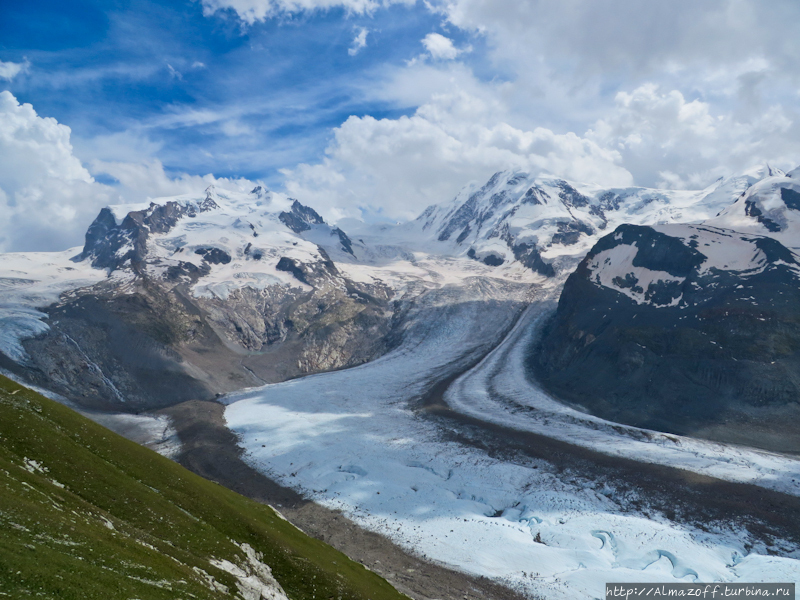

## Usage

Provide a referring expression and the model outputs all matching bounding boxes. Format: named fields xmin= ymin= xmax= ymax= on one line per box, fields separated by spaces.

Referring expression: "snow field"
xmin=223 ymin=282 xmax=800 ymax=600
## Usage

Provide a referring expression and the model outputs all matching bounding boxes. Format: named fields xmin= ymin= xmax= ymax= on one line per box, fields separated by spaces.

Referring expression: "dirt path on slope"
xmin=162 ymin=399 xmax=530 ymax=600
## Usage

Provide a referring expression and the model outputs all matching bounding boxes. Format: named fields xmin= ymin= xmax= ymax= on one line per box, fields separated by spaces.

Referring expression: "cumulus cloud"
xmin=0 ymin=59 xmax=29 ymax=81
xmin=282 ymin=90 xmax=632 ymax=222
xmin=0 ymin=92 xmax=262 ymax=253
xmin=0 ymin=91 xmax=119 ymax=252
xmin=200 ymin=0 xmax=411 ymax=23
xmin=195 ymin=0 xmax=800 ymax=198
xmin=421 ymin=33 xmax=462 ymax=60
xmin=407 ymin=0 xmax=800 ymax=189
xmin=348 ymin=27 xmax=369 ymax=56
xmin=587 ymin=83 xmax=800 ymax=189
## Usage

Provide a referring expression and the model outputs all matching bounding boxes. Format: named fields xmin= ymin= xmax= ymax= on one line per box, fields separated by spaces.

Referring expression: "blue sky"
xmin=2 ymin=0 xmax=800 ymax=251
xmin=1 ymin=0 xmax=456 ymax=183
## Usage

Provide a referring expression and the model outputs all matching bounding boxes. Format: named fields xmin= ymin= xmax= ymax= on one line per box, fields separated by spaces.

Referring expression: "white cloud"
xmin=0 ymin=92 xmax=116 ymax=252
xmin=348 ymin=27 xmax=369 ymax=56
xmin=587 ymin=83 xmax=800 ymax=189
xmin=90 ymin=159 xmax=260 ymax=200
xmin=421 ymin=33 xmax=462 ymax=61
xmin=196 ymin=0 xmax=800 ymax=197
xmin=282 ymin=89 xmax=632 ymax=222
xmin=405 ymin=0 xmax=800 ymax=189
xmin=0 ymin=59 xmax=29 ymax=81
xmin=167 ymin=63 xmax=183 ymax=80
xmin=200 ymin=0 xmax=411 ymax=24
xmin=192 ymin=61 xmax=207 ymax=69
xmin=430 ymin=0 xmax=800 ymax=78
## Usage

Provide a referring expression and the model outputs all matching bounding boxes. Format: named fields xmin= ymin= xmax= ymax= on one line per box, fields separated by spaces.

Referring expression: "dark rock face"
xmin=276 ymin=257 xmax=310 ymax=284
xmin=79 ymin=196 xmax=218 ymax=271
xmin=522 ymin=186 xmax=546 ymax=205
xmin=550 ymin=221 xmax=594 ymax=246
xmin=744 ymin=198 xmax=781 ymax=233
xmin=534 ymin=223 xmax=800 ymax=452
xmin=333 ymin=227 xmax=355 ymax=256
xmin=782 ymin=187 xmax=800 ymax=211
xmin=509 ymin=242 xmax=555 ymax=277
xmin=165 ymin=261 xmax=210 ymax=281
xmin=279 ymin=200 xmax=325 ymax=233
xmin=455 ymin=226 xmax=472 ymax=244
xmin=194 ymin=247 xmax=232 ymax=264
xmin=482 ymin=254 xmax=504 ymax=266
xmin=555 ymin=180 xmax=591 ymax=208
xmin=466 ymin=248 xmax=504 ymax=266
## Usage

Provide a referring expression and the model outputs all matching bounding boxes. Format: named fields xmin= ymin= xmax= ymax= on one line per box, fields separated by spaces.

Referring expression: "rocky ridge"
xmin=534 ymin=168 xmax=800 ymax=452
xmin=409 ymin=167 xmax=775 ymax=276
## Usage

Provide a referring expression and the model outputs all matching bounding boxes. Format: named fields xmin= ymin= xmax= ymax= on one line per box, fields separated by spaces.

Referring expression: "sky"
xmin=2 ymin=0 xmax=800 ymax=252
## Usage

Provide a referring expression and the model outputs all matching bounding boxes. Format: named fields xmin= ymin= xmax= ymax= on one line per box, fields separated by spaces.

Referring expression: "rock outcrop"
xmin=534 ymin=222 xmax=800 ymax=452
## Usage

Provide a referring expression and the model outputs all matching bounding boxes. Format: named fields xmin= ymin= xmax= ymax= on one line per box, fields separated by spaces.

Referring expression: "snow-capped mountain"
xmin=0 ymin=183 xmax=539 ymax=411
xmin=534 ymin=166 xmax=800 ymax=452
xmin=408 ymin=167 xmax=775 ymax=275
xmin=709 ymin=168 xmax=800 ymax=249
xmin=0 ymin=163 xmax=793 ymax=419
xmin=553 ymin=166 xmax=800 ymax=311
xmin=79 ymin=185 xmax=359 ymax=294
xmin=0 ymin=186 xmax=407 ymax=410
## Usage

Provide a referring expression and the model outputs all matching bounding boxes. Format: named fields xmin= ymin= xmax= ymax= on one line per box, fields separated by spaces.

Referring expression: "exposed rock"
xmin=194 ymin=247 xmax=232 ymax=264
xmin=79 ymin=194 xmax=219 ymax=271
xmin=534 ymin=223 xmax=800 ymax=452
xmin=279 ymin=200 xmax=325 ymax=234
xmin=333 ymin=227 xmax=355 ymax=256
xmin=276 ymin=257 xmax=310 ymax=284
xmin=509 ymin=242 xmax=555 ymax=277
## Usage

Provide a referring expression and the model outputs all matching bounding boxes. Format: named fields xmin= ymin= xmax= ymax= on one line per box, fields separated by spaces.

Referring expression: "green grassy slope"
xmin=0 ymin=374 xmax=408 ymax=600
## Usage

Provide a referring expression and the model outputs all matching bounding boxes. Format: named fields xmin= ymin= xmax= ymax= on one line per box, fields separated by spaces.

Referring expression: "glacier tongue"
xmin=0 ymin=305 xmax=50 ymax=363
xmin=0 ymin=248 xmax=107 ymax=364
xmin=224 ymin=282 xmax=800 ymax=600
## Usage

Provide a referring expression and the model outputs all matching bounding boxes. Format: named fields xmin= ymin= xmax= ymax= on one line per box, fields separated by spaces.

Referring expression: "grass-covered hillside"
xmin=0 ymin=374 xmax=408 ymax=600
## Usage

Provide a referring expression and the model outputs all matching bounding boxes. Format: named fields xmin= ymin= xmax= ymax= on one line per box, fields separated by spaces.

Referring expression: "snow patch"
xmin=209 ymin=543 xmax=289 ymax=600
xmin=587 ymin=243 xmax=684 ymax=306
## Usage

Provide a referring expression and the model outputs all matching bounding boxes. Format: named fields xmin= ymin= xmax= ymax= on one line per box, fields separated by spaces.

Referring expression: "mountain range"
xmin=535 ymin=168 xmax=800 ymax=452
xmin=1 ymin=164 xmax=797 ymax=438
xmin=2 ymin=162 xmax=800 ymax=598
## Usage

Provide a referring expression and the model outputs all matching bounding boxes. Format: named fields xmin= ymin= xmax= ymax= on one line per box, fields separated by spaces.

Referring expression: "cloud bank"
xmin=283 ymin=90 xmax=632 ymax=221
xmin=0 ymin=91 xmax=114 ymax=252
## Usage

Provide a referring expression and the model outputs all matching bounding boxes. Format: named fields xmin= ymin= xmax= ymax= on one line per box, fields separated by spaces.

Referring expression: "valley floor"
xmin=218 ymin=279 xmax=800 ymax=600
